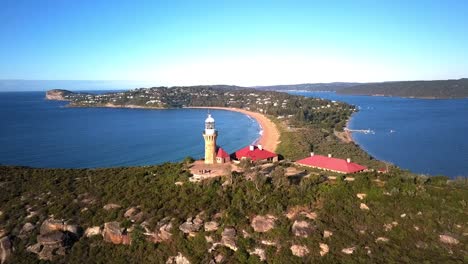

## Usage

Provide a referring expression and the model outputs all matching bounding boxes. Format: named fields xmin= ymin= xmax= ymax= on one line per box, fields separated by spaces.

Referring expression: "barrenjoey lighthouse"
xmin=202 ymin=113 xmax=217 ymax=164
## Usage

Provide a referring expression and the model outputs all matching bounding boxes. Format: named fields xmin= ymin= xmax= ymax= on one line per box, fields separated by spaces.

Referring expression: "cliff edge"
xmin=45 ymin=89 xmax=73 ymax=100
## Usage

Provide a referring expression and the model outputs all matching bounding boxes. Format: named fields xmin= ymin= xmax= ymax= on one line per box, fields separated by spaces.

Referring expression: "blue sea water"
xmin=289 ymin=91 xmax=468 ymax=177
xmin=0 ymin=92 xmax=260 ymax=168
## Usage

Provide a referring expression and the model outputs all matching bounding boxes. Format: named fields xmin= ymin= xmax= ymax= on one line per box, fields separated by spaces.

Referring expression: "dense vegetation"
xmin=253 ymin=83 xmax=359 ymax=92
xmin=336 ymin=78 xmax=468 ymax=99
xmin=1 ymin=163 xmax=466 ymax=263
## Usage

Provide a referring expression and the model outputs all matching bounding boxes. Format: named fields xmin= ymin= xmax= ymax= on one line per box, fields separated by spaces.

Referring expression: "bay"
xmin=289 ymin=91 xmax=468 ymax=177
xmin=0 ymin=92 xmax=260 ymax=168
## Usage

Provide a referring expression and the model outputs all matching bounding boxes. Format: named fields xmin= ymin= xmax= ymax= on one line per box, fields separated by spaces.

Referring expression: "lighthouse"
xmin=203 ymin=113 xmax=217 ymax=164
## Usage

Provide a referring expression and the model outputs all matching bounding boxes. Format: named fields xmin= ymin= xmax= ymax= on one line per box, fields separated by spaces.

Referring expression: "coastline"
xmin=185 ymin=106 xmax=280 ymax=152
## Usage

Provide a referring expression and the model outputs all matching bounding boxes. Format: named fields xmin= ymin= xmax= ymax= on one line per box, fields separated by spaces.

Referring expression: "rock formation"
xmin=221 ymin=227 xmax=237 ymax=251
xmin=102 ymin=222 xmax=131 ymax=245
xmin=166 ymin=252 xmax=191 ymax=264
xmin=179 ymin=214 xmax=204 ymax=236
xmin=439 ymin=234 xmax=460 ymax=245
xmin=290 ymin=245 xmax=309 ymax=257
xmin=251 ymin=215 xmax=276 ymax=233
xmin=0 ymin=236 xmax=12 ymax=264
xmin=292 ymin=220 xmax=314 ymax=237
xmin=84 ymin=226 xmax=101 ymax=237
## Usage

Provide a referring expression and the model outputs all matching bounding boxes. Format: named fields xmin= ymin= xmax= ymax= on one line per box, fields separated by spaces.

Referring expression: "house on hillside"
xmin=232 ymin=145 xmax=278 ymax=163
xmin=296 ymin=153 xmax=367 ymax=174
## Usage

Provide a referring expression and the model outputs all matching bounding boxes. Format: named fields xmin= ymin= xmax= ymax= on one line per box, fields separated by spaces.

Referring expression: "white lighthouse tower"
xmin=203 ymin=113 xmax=217 ymax=164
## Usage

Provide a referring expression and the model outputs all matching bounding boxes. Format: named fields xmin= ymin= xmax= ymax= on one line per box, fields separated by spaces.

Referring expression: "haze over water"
xmin=290 ymin=91 xmax=468 ymax=178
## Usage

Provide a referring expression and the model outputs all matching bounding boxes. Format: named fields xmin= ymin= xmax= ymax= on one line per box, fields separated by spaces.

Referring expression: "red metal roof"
xmin=233 ymin=145 xmax=277 ymax=161
xmin=296 ymin=155 xmax=367 ymax=174
xmin=216 ymin=147 xmax=230 ymax=158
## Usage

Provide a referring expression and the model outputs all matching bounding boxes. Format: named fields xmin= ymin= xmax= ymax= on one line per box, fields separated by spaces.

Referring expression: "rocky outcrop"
xmin=251 ymin=215 xmax=276 ymax=233
xmin=179 ymin=214 xmax=204 ymax=236
xmin=147 ymin=218 xmax=173 ymax=243
xmin=28 ymin=231 xmax=68 ymax=260
xmin=439 ymin=234 xmax=459 ymax=245
xmin=40 ymin=218 xmax=79 ymax=237
xmin=221 ymin=227 xmax=237 ymax=251
xmin=319 ymin=243 xmax=329 ymax=256
xmin=360 ymin=203 xmax=370 ymax=210
xmin=27 ymin=218 xmax=81 ymax=261
xmin=356 ymin=193 xmax=367 ymax=200
xmin=45 ymin=89 xmax=73 ymax=101
xmin=0 ymin=236 xmax=12 ymax=264
xmin=376 ymin=237 xmax=390 ymax=243
xmin=84 ymin=226 xmax=101 ymax=237
xmin=166 ymin=252 xmax=191 ymax=264
xmin=124 ymin=207 xmax=145 ymax=223
xmin=323 ymin=230 xmax=333 ymax=238
xmin=290 ymin=245 xmax=309 ymax=257
xmin=249 ymin=248 xmax=266 ymax=261
xmin=102 ymin=222 xmax=131 ymax=245
xmin=292 ymin=220 xmax=314 ymax=237
xmin=103 ymin=203 xmax=121 ymax=210
xmin=341 ymin=246 xmax=356 ymax=254
xmin=19 ymin=222 xmax=35 ymax=239
xmin=204 ymin=221 xmax=219 ymax=232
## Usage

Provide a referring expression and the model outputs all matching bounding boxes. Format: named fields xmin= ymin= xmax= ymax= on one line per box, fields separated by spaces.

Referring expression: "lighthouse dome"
xmin=205 ymin=114 xmax=215 ymax=123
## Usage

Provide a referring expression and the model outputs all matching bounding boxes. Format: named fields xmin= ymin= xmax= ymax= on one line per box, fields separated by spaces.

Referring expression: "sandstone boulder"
xmin=148 ymin=219 xmax=173 ymax=243
xmin=166 ymin=252 xmax=191 ymax=264
xmin=290 ymin=245 xmax=309 ymax=257
xmin=375 ymin=237 xmax=389 ymax=243
xmin=204 ymin=221 xmax=219 ymax=232
xmin=124 ymin=207 xmax=145 ymax=223
xmin=179 ymin=215 xmax=203 ymax=236
xmin=84 ymin=226 xmax=101 ymax=237
xmin=356 ymin=193 xmax=367 ymax=200
xmin=102 ymin=222 xmax=131 ymax=245
xmin=251 ymin=215 xmax=276 ymax=233
xmin=439 ymin=234 xmax=459 ymax=245
xmin=103 ymin=203 xmax=121 ymax=210
xmin=341 ymin=247 xmax=356 ymax=255
xmin=221 ymin=227 xmax=237 ymax=251
xmin=40 ymin=218 xmax=65 ymax=234
xmin=360 ymin=203 xmax=370 ymax=210
xmin=19 ymin=222 xmax=35 ymax=238
xmin=31 ymin=231 xmax=69 ymax=261
xmin=319 ymin=243 xmax=329 ymax=256
xmin=292 ymin=220 xmax=314 ymax=237
xmin=0 ymin=236 xmax=12 ymax=264
xmin=249 ymin=248 xmax=266 ymax=261
xmin=323 ymin=230 xmax=333 ymax=238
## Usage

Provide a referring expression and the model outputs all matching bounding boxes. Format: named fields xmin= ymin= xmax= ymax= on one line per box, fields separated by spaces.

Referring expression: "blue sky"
xmin=1 ymin=0 xmax=467 ymax=86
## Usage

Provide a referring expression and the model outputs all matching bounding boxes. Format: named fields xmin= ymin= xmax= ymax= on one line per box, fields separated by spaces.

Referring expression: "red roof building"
xmin=296 ymin=153 xmax=367 ymax=174
xmin=216 ymin=147 xmax=230 ymax=164
xmin=233 ymin=145 xmax=278 ymax=162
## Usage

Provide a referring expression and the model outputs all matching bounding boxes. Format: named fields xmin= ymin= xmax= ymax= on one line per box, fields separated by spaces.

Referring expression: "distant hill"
xmin=336 ymin=78 xmax=468 ymax=99
xmin=253 ymin=82 xmax=360 ymax=91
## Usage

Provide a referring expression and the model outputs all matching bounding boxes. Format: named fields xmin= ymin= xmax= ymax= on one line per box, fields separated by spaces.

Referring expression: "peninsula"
xmin=0 ymin=86 xmax=465 ymax=263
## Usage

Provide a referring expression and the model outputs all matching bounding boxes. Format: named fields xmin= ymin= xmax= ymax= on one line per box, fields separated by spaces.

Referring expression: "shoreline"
xmin=185 ymin=106 xmax=280 ymax=152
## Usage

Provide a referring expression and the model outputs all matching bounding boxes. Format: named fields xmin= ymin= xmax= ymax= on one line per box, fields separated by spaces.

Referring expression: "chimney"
xmin=249 ymin=145 xmax=255 ymax=151
xmin=328 ymin=154 xmax=332 ymax=158
xmin=310 ymin=152 xmax=314 ymax=157
xmin=346 ymin=158 xmax=351 ymax=163
xmin=258 ymin=144 xmax=263 ymax=150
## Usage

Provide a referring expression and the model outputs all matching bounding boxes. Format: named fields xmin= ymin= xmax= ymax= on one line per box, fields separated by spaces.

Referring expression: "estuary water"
xmin=0 ymin=92 xmax=260 ymax=168
xmin=289 ymin=91 xmax=468 ymax=177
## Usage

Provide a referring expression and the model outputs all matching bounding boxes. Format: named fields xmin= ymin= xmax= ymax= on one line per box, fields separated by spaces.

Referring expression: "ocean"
xmin=0 ymin=91 xmax=260 ymax=168
xmin=289 ymin=91 xmax=468 ymax=178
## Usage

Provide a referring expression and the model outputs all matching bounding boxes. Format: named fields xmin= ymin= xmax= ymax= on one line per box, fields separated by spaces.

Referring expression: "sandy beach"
xmin=187 ymin=106 xmax=281 ymax=152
